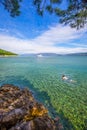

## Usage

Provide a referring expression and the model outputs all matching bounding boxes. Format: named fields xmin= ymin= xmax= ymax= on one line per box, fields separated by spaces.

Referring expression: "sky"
xmin=0 ymin=0 xmax=87 ymax=54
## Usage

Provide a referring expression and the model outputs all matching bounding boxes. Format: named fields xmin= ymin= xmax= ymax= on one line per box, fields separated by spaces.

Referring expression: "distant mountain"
xmin=21 ymin=52 xmax=87 ymax=57
xmin=37 ymin=53 xmax=61 ymax=56
xmin=66 ymin=52 xmax=87 ymax=56
xmin=20 ymin=54 xmax=36 ymax=57
xmin=0 ymin=49 xmax=17 ymax=56
xmin=21 ymin=53 xmax=61 ymax=57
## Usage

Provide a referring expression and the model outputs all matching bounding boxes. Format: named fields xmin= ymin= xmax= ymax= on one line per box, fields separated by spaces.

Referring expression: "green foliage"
xmin=33 ymin=0 xmax=87 ymax=29
xmin=0 ymin=49 xmax=17 ymax=55
xmin=46 ymin=5 xmax=53 ymax=14
xmin=51 ymin=0 xmax=61 ymax=3
xmin=0 ymin=0 xmax=22 ymax=17
xmin=58 ymin=1 xmax=87 ymax=29
xmin=0 ymin=0 xmax=87 ymax=28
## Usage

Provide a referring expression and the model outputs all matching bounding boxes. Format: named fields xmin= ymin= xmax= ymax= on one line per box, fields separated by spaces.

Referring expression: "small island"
xmin=0 ymin=49 xmax=17 ymax=57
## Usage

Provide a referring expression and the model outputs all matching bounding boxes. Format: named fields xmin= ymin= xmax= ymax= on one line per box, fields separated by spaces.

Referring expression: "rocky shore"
xmin=0 ymin=84 xmax=63 ymax=130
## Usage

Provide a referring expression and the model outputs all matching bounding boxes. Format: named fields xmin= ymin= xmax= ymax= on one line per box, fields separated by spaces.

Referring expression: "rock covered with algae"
xmin=0 ymin=84 xmax=63 ymax=130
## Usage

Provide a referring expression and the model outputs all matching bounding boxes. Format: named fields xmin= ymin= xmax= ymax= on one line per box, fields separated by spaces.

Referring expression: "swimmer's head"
xmin=62 ymin=75 xmax=68 ymax=80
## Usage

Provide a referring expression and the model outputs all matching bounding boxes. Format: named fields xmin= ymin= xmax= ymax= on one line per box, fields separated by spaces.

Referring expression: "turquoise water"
xmin=0 ymin=56 xmax=87 ymax=130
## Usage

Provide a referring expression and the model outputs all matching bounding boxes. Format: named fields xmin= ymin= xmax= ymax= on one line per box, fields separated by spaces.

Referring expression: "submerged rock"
xmin=0 ymin=84 xmax=63 ymax=130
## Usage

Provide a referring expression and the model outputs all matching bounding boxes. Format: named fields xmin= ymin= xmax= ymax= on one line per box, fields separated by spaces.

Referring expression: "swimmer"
xmin=62 ymin=75 xmax=76 ymax=83
xmin=62 ymin=75 xmax=68 ymax=80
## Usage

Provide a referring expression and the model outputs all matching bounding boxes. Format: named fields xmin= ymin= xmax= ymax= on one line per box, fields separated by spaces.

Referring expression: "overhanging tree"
xmin=0 ymin=0 xmax=87 ymax=29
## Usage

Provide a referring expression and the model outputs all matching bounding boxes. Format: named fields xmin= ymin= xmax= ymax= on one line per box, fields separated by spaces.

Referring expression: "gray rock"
xmin=0 ymin=84 xmax=63 ymax=130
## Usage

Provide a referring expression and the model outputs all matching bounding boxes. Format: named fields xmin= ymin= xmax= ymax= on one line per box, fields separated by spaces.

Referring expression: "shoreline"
xmin=0 ymin=55 xmax=18 ymax=57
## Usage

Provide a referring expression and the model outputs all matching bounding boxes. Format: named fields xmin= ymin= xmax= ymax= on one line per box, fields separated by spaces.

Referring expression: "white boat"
xmin=37 ymin=54 xmax=43 ymax=57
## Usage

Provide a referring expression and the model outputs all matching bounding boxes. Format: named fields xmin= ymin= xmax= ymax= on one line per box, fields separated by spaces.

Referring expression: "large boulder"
xmin=0 ymin=84 xmax=63 ymax=130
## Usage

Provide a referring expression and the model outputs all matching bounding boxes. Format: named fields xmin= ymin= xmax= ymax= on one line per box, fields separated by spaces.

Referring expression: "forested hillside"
xmin=0 ymin=49 xmax=17 ymax=56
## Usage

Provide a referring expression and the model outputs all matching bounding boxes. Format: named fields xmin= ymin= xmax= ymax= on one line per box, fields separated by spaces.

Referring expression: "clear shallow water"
xmin=0 ymin=56 xmax=87 ymax=130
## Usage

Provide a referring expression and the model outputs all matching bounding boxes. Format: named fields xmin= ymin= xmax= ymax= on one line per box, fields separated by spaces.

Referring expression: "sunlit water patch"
xmin=0 ymin=56 xmax=87 ymax=130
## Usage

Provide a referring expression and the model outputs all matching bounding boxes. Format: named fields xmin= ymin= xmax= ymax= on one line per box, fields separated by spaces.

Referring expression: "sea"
xmin=0 ymin=56 xmax=87 ymax=130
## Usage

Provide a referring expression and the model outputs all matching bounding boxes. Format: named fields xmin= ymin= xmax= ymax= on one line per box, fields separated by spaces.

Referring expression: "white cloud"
xmin=0 ymin=24 xmax=87 ymax=54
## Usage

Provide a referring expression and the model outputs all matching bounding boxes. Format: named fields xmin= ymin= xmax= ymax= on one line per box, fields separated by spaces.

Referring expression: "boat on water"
xmin=37 ymin=54 xmax=43 ymax=57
